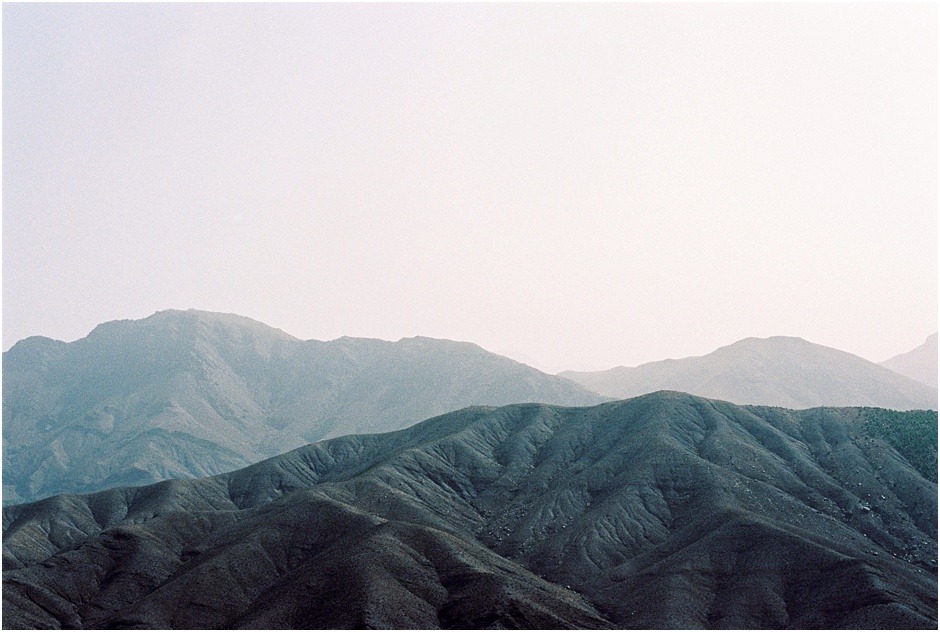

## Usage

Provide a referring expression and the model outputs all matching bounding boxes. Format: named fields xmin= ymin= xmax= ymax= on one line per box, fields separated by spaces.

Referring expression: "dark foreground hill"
xmin=561 ymin=336 xmax=938 ymax=410
xmin=880 ymin=333 xmax=938 ymax=388
xmin=3 ymin=393 xmax=936 ymax=629
xmin=2 ymin=309 xmax=604 ymax=504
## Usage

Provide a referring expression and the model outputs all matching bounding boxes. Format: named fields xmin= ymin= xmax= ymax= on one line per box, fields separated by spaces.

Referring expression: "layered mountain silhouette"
xmin=880 ymin=333 xmax=938 ymax=389
xmin=3 ymin=393 xmax=936 ymax=629
xmin=561 ymin=336 xmax=938 ymax=411
xmin=2 ymin=310 xmax=605 ymax=505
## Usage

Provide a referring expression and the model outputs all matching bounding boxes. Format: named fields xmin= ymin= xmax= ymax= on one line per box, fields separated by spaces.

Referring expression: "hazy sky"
xmin=3 ymin=3 xmax=937 ymax=373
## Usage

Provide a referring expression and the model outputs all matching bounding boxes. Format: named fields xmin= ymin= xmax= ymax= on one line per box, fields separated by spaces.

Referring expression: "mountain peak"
xmin=146 ymin=308 xmax=298 ymax=338
xmin=563 ymin=335 xmax=937 ymax=410
xmin=2 ymin=311 xmax=604 ymax=504
xmin=726 ymin=335 xmax=811 ymax=348
xmin=78 ymin=309 xmax=300 ymax=349
xmin=6 ymin=335 xmax=66 ymax=352
xmin=880 ymin=333 xmax=938 ymax=388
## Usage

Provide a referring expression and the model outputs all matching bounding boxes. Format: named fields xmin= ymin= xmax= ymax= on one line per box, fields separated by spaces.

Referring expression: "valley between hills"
xmin=2 ymin=310 xmax=937 ymax=629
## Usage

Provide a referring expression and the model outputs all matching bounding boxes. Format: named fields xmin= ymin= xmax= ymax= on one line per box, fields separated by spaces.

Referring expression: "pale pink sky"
xmin=3 ymin=3 xmax=937 ymax=373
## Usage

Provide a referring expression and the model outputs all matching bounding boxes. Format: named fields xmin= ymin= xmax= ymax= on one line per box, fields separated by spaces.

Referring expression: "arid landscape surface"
xmin=4 ymin=391 xmax=936 ymax=629
xmin=3 ymin=4 xmax=936 ymax=629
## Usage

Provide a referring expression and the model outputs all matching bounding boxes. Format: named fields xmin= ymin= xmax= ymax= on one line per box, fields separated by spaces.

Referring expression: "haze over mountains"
xmin=2 ymin=309 xmax=604 ymax=505
xmin=880 ymin=333 xmax=938 ymax=388
xmin=3 ymin=393 xmax=936 ymax=629
xmin=561 ymin=336 xmax=938 ymax=411
xmin=5 ymin=310 xmax=937 ymax=508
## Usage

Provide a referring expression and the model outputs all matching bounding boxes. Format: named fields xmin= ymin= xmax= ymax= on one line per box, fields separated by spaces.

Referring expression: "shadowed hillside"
xmin=2 ymin=310 xmax=604 ymax=504
xmin=4 ymin=393 xmax=936 ymax=629
xmin=561 ymin=336 xmax=938 ymax=410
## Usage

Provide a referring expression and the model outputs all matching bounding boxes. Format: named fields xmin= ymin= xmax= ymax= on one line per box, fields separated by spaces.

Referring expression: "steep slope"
xmin=2 ymin=309 xmax=604 ymax=504
xmin=561 ymin=336 xmax=938 ymax=410
xmin=881 ymin=333 xmax=938 ymax=388
xmin=4 ymin=393 xmax=936 ymax=629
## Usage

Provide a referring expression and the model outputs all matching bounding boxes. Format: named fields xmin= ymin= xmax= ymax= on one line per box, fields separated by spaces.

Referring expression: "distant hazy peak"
xmin=2 ymin=309 xmax=604 ymax=504
xmin=617 ymin=336 xmax=831 ymax=370
xmin=6 ymin=335 xmax=66 ymax=351
xmin=561 ymin=334 xmax=937 ymax=410
xmin=879 ymin=333 xmax=938 ymax=388
xmin=909 ymin=332 xmax=937 ymax=352
xmin=3 ymin=336 xmax=68 ymax=362
xmin=718 ymin=335 xmax=825 ymax=352
xmin=78 ymin=309 xmax=299 ymax=343
xmin=734 ymin=335 xmax=808 ymax=344
xmin=326 ymin=334 xmax=483 ymax=350
xmin=150 ymin=308 xmax=298 ymax=335
xmin=398 ymin=334 xmax=469 ymax=345
xmin=877 ymin=333 xmax=936 ymax=360
xmin=321 ymin=335 xmax=512 ymax=364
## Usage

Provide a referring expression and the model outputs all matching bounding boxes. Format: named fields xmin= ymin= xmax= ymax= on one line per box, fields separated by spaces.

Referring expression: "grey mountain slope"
xmin=881 ymin=333 xmax=938 ymax=388
xmin=561 ymin=336 xmax=938 ymax=410
xmin=2 ymin=309 xmax=605 ymax=505
xmin=3 ymin=392 xmax=936 ymax=629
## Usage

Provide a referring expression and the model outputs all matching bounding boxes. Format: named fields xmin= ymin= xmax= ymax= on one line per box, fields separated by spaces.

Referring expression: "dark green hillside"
xmin=863 ymin=408 xmax=938 ymax=482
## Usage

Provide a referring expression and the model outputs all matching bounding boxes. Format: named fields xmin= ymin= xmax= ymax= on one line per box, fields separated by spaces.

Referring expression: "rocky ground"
xmin=3 ymin=392 xmax=936 ymax=628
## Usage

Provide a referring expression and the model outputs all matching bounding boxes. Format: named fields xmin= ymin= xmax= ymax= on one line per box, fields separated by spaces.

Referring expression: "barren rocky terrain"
xmin=4 ymin=392 xmax=936 ymax=628
xmin=3 ymin=309 xmax=603 ymax=504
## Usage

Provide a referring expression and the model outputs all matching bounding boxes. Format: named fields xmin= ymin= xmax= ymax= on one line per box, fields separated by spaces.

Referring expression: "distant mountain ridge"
xmin=2 ymin=309 xmax=605 ymax=505
xmin=3 ymin=393 xmax=936 ymax=629
xmin=561 ymin=336 xmax=938 ymax=410
xmin=880 ymin=333 xmax=938 ymax=388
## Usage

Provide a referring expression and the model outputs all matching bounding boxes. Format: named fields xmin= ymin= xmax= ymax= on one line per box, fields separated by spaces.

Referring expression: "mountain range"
xmin=880 ymin=333 xmax=938 ymax=388
xmin=561 ymin=336 xmax=938 ymax=410
xmin=2 ymin=309 xmax=604 ymax=505
xmin=5 ymin=311 xmax=936 ymax=508
xmin=3 ymin=393 xmax=936 ymax=629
